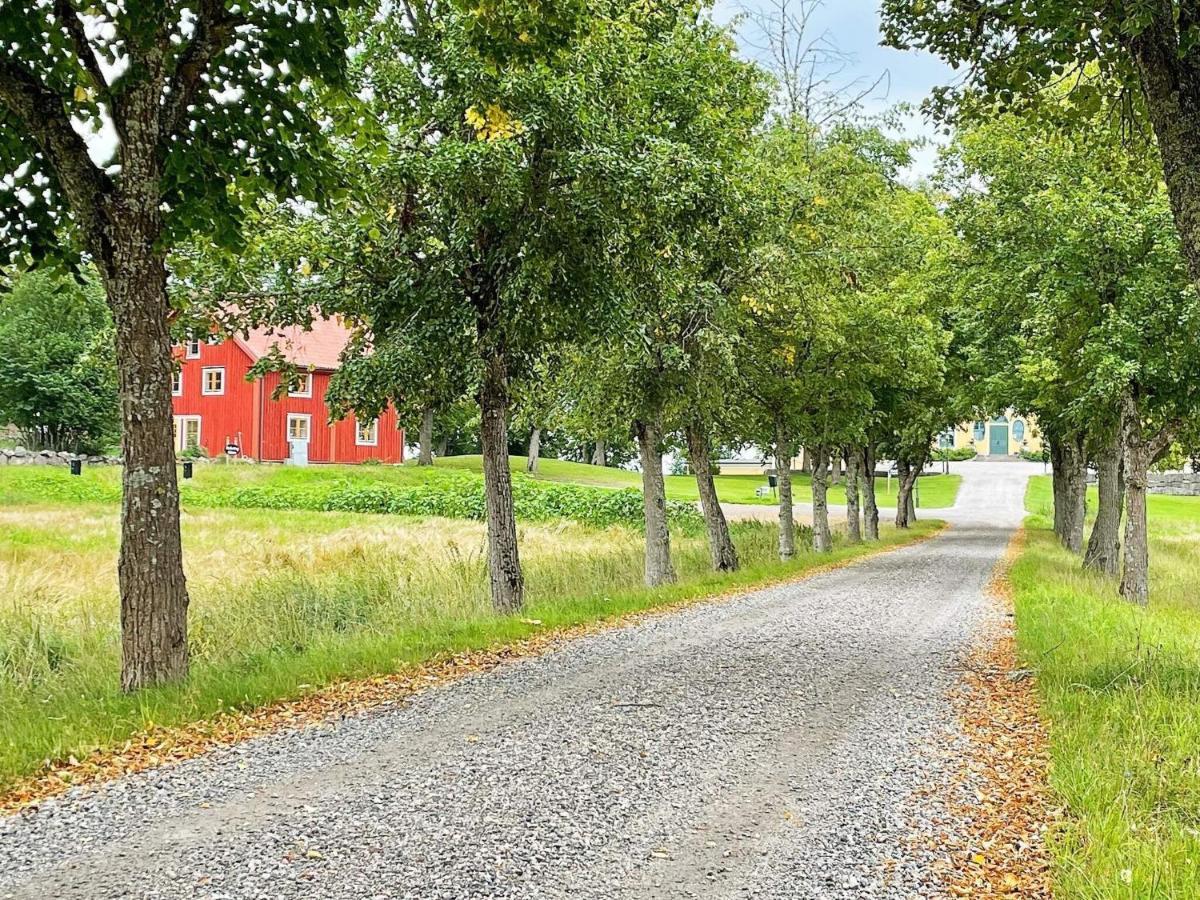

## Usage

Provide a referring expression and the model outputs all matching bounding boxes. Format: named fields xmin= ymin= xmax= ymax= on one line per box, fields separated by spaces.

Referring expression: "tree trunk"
xmin=1048 ymin=436 xmax=1066 ymax=538
xmin=635 ymin=417 xmax=676 ymax=586
xmin=100 ymin=231 xmax=190 ymax=692
xmin=1129 ymin=21 xmax=1200 ymax=288
xmin=895 ymin=459 xmax=921 ymax=529
xmin=775 ymin=424 xmax=796 ymax=560
xmin=685 ymin=421 xmax=738 ymax=572
xmin=418 ymin=406 xmax=435 ymax=466
xmin=811 ymin=444 xmax=833 ymax=552
xmin=436 ymin=437 xmax=448 ymax=458
xmin=844 ymin=447 xmax=862 ymax=544
xmin=1083 ymin=431 xmax=1124 ymax=576
xmin=1119 ymin=391 xmax=1151 ymax=606
xmin=861 ymin=444 xmax=880 ymax=540
xmin=479 ymin=351 xmax=524 ymax=613
xmin=830 ymin=452 xmax=843 ymax=486
xmin=1054 ymin=433 xmax=1088 ymax=554
xmin=526 ymin=426 xmax=541 ymax=474
xmin=592 ymin=439 xmax=607 ymax=467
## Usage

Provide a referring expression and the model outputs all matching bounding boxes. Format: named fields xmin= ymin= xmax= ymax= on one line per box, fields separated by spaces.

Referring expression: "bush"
xmin=933 ymin=446 xmax=978 ymax=462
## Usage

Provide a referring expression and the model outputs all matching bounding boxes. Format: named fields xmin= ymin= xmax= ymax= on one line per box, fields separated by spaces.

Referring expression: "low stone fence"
xmin=0 ymin=448 xmax=121 ymax=466
xmin=1148 ymin=472 xmax=1200 ymax=497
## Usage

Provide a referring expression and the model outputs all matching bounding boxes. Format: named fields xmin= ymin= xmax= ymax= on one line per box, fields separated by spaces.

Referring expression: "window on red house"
xmin=186 ymin=339 xmax=201 ymax=358
xmin=171 ymin=368 xmax=182 ymax=396
xmin=356 ymin=418 xmax=379 ymax=447
xmin=287 ymin=414 xmax=311 ymax=443
xmin=202 ymin=367 xmax=225 ymax=395
xmin=289 ymin=372 xmax=313 ymax=398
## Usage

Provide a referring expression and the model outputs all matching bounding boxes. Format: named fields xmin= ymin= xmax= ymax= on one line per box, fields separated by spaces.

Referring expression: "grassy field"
xmin=0 ymin=493 xmax=940 ymax=794
xmin=1015 ymin=476 xmax=1200 ymax=898
xmin=0 ymin=455 xmax=962 ymax=512
xmin=438 ymin=454 xmax=963 ymax=509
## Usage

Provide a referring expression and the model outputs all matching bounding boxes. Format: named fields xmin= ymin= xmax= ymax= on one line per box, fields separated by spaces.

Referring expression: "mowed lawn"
xmin=0 ymin=455 xmax=963 ymax=511
xmin=1016 ymin=477 xmax=1200 ymax=898
xmin=0 ymin=486 xmax=940 ymax=795
xmin=436 ymin=454 xmax=963 ymax=509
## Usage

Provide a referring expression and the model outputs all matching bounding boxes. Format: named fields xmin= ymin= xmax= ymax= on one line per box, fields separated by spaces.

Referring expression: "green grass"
xmin=438 ymin=454 xmax=963 ymax=509
xmin=0 ymin=497 xmax=940 ymax=793
xmin=0 ymin=455 xmax=962 ymax=513
xmin=1013 ymin=476 xmax=1200 ymax=898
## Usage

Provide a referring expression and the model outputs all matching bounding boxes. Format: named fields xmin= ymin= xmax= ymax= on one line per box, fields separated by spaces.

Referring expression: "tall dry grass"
xmin=0 ymin=499 xmax=898 ymax=787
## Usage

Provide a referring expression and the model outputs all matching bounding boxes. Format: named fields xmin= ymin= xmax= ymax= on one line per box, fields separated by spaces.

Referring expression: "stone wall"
xmin=1148 ymin=472 xmax=1200 ymax=497
xmin=0 ymin=447 xmax=121 ymax=466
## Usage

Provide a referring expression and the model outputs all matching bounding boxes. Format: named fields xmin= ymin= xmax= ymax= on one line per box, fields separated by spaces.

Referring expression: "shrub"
xmin=932 ymin=447 xmax=978 ymax=462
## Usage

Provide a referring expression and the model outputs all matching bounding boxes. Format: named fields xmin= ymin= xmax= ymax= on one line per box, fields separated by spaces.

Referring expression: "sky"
xmin=714 ymin=0 xmax=958 ymax=181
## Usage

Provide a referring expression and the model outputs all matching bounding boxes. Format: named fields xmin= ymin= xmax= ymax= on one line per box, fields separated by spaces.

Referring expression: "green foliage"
xmin=0 ymin=1 xmax=360 ymax=268
xmin=0 ymin=271 xmax=117 ymax=453
xmin=879 ymin=2 xmax=1145 ymax=124
xmin=932 ymin=447 xmax=977 ymax=462
xmin=737 ymin=120 xmax=955 ymax=462
xmin=941 ymin=100 xmax=1200 ymax=442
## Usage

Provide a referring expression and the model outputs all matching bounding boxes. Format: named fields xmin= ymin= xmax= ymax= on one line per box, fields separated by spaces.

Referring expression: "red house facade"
xmin=171 ymin=319 xmax=404 ymax=464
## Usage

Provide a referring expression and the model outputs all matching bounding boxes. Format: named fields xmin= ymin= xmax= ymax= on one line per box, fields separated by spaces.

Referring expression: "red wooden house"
xmin=171 ymin=318 xmax=404 ymax=464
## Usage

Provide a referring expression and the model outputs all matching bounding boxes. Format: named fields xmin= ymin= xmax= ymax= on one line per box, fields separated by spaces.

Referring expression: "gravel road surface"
xmin=0 ymin=461 xmax=1036 ymax=899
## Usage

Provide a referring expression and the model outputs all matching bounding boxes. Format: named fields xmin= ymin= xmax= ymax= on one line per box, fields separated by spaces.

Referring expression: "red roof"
xmin=235 ymin=317 xmax=352 ymax=371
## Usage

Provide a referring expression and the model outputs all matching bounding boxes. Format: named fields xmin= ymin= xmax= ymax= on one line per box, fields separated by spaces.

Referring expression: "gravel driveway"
xmin=0 ymin=462 xmax=1037 ymax=900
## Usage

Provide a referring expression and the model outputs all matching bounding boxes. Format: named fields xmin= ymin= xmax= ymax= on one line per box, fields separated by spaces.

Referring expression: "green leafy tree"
xmin=738 ymin=121 xmax=950 ymax=549
xmin=0 ymin=1 xmax=358 ymax=689
xmin=941 ymin=101 xmax=1200 ymax=603
xmin=880 ymin=1 xmax=1200 ymax=333
xmin=0 ymin=270 xmax=117 ymax=452
xmin=566 ymin=13 xmax=767 ymax=582
xmin=262 ymin=2 xmax=683 ymax=612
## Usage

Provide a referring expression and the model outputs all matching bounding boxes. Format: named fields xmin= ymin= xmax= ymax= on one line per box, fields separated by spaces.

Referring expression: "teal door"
xmin=989 ymin=424 xmax=1010 ymax=456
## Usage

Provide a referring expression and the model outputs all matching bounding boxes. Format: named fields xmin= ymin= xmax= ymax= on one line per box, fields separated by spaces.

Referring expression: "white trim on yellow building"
xmin=941 ymin=410 xmax=1042 ymax=458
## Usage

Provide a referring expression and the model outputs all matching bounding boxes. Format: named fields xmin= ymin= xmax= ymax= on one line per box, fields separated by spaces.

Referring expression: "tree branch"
xmin=0 ymin=58 xmax=110 ymax=221
xmin=159 ymin=0 xmax=247 ymax=142
xmin=54 ymin=0 xmax=111 ymax=98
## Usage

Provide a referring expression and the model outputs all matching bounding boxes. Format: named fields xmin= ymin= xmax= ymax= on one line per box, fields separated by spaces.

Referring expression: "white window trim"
xmin=201 ymin=366 xmax=225 ymax=396
xmin=356 ymin=417 xmax=379 ymax=447
xmin=185 ymin=339 xmax=201 ymax=359
xmin=171 ymin=369 xmax=183 ymax=397
xmin=287 ymin=414 xmax=312 ymax=443
xmin=289 ymin=371 xmax=313 ymax=399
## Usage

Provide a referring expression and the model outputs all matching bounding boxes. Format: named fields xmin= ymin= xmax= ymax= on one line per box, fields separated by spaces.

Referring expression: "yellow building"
xmin=941 ymin=410 xmax=1042 ymax=458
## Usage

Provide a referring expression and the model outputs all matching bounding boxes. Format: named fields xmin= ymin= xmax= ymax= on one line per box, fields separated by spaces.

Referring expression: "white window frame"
xmin=287 ymin=414 xmax=312 ymax=443
xmin=289 ymin=371 xmax=313 ymax=399
xmin=185 ymin=339 xmax=201 ymax=359
xmin=201 ymin=366 xmax=225 ymax=396
xmin=355 ymin=417 xmax=379 ymax=447
xmin=174 ymin=415 xmax=201 ymax=452
xmin=171 ymin=368 xmax=183 ymax=397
